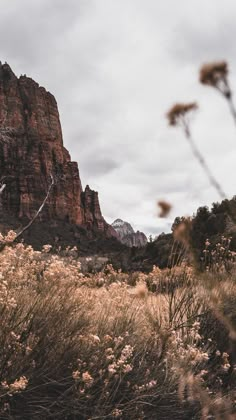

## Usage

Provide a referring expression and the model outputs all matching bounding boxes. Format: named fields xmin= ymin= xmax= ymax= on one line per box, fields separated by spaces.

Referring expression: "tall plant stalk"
xmin=182 ymin=121 xmax=226 ymax=200
xmin=166 ymin=103 xmax=226 ymax=200
xmin=200 ymin=61 xmax=236 ymax=128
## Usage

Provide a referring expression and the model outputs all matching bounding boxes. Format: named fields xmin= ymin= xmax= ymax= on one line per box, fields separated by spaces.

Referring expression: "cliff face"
xmin=0 ymin=62 xmax=115 ymax=236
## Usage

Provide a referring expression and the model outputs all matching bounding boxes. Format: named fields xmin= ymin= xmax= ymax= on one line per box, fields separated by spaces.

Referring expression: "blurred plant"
xmin=166 ymin=102 xmax=226 ymax=199
xmin=199 ymin=61 xmax=236 ymax=126
xmin=172 ymin=216 xmax=192 ymax=249
xmin=157 ymin=200 xmax=172 ymax=218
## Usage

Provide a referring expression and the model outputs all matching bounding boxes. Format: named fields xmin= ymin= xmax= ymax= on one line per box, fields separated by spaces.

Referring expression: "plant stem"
xmin=227 ymin=95 xmax=236 ymax=127
xmin=183 ymin=122 xmax=226 ymax=200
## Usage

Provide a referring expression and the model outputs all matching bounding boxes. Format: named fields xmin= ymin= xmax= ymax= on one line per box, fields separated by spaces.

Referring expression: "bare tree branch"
xmin=0 ymin=184 xmax=6 ymax=195
xmin=0 ymin=174 xmax=55 ymax=251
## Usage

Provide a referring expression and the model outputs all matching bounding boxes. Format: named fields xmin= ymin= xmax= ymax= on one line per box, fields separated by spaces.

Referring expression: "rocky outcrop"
xmin=112 ymin=218 xmax=147 ymax=247
xmin=0 ymin=62 xmax=116 ymax=237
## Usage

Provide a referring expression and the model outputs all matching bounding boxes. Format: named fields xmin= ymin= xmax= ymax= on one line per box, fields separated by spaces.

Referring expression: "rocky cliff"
xmin=0 ymin=62 xmax=115 ymax=238
xmin=112 ymin=218 xmax=147 ymax=247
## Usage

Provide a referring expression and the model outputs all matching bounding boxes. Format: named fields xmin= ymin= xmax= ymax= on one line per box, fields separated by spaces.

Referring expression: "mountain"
xmin=111 ymin=218 xmax=147 ymax=247
xmin=0 ymin=62 xmax=117 ymax=245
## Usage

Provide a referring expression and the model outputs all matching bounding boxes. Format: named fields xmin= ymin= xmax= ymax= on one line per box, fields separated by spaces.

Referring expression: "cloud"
xmin=0 ymin=0 xmax=235 ymax=236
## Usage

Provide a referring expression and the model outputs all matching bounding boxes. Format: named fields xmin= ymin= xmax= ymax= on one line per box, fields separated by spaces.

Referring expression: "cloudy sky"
xmin=1 ymin=0 xmax=236 ymax=236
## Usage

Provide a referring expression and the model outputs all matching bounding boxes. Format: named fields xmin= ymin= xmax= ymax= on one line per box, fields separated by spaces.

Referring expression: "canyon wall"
xmin=0 ymin=62 xmax=115 ymax=237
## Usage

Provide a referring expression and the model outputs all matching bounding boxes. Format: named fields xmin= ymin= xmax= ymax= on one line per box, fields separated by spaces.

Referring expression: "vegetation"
xmin=1 ymin=60 xmax=236 ymax=419
xmin=0 ymin=234 xmax=234 ymax=419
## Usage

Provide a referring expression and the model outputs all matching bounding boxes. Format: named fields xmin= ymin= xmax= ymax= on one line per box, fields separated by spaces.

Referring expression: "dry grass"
xmin=0 ymin=240 xmax=234 ymax=419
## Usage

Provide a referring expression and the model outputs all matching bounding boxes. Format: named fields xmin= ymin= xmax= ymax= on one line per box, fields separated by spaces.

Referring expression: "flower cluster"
xmin=201 ymin=235 xmax=236 ymax=272
xmin=107 ymin=345 xmax=134 ymax=375
xmin=1 ymin=376 xmax=28 ymax=395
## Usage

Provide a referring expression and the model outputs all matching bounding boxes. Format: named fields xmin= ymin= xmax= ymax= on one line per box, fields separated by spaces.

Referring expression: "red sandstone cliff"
xmin=0 ymin=62 xmax=115 ymax=237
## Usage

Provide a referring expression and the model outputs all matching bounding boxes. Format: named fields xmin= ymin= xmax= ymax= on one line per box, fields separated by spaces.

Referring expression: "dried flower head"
xmin=157 ymin=200 xmax=172 ymax=218
xmin=199 ymin=61 xmax=230 ymax=97
xmin=166 ymin=102 xmax=198 ymax=127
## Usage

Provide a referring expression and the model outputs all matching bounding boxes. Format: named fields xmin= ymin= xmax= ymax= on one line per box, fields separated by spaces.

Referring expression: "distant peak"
xmin=111 ymin=218 xmax=147 ymax=247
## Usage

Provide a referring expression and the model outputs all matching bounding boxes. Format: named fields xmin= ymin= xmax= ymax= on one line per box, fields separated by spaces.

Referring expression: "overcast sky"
xmin=1 ymin=0 xmax=236 ymax=236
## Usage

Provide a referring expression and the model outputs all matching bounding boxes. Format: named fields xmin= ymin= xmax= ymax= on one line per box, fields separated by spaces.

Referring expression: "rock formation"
xmin=112 ymin=218 xmax=147 ymax=247
xmin=0 ymin=62 xmax=115 ymax=237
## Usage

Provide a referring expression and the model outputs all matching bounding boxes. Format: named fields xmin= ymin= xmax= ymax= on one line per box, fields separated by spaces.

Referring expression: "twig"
xmin=0 ymin=174 xmax=54 ymax=251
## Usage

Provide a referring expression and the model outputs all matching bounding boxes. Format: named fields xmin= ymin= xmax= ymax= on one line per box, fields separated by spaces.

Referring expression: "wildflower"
xmin=9 ymin=376 xmax=28 ymax=393
xmin=200 ymin=353 xmax=209 ymax=362
xmin=42 ymin=244 xmax=52 ymax=253
xmin=82 ymin=371 xmax=94 ymax=387
xmin=90 ymin=334 xmax=100 ymax=344
xmin=192 ymin=321 xmax=200 ymax=329
xmin=4 ymin=230 xmax=17 ymax=242
xmin=108 ymin=364 xmax=117 ymax=375
xmin=106 ymin=347 xmax=114 ymax=355
xmin=122 ymin=364 xmax=133 ymax=373
xmin=10 ymin=331 xmax=20 ymax=341
xmin=118 ymin=345 xmax=134 ymax=366
xmin=146 ymin=380 xmax=157 ymax=389
xmin=1 ymin=381 xmax=9 ymax=390
xmin=222 ymin=363 xmax=231 ymax=372
xmin=104 ymin=335 xmax=112 ymax=342
xmin=112 ymin=408 xmax=122 ymax=418
xmin=114 ymin=336 xmax=124 ymax=346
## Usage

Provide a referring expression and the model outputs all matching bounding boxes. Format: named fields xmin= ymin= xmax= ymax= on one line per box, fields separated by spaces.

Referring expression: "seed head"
xmin=166 ymin=102 xmax=198 ymax=127
xmin=199 ymin=61 xmax=230 ymax=97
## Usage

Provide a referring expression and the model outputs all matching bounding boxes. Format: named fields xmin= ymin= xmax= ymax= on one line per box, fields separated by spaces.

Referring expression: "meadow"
xmin=0 ymin=232 xmax=235 ymax=419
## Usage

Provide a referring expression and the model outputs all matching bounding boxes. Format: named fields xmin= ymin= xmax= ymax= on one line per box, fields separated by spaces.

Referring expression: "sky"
xmin=1 ymin=0 xmax=236 ymax=236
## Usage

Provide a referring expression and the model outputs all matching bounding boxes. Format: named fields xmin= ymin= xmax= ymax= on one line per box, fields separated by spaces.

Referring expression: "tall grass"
xmin=0 ymin=241 xmax=234 ymax=419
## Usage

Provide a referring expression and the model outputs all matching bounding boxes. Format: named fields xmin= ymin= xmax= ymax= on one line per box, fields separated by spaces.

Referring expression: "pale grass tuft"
xmin=129 ymin=281 xmax=148 ymax=298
